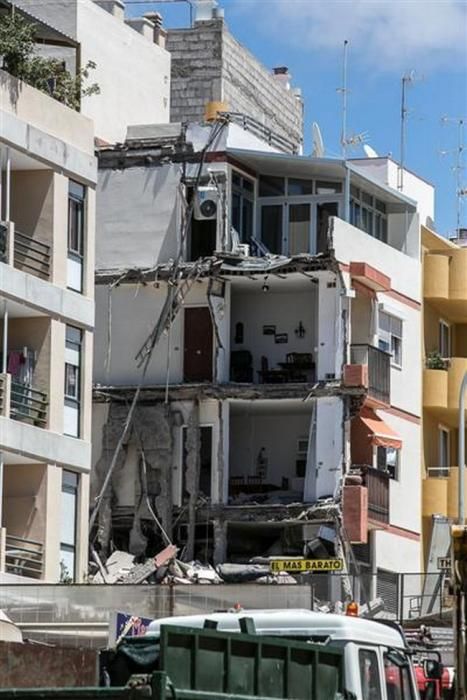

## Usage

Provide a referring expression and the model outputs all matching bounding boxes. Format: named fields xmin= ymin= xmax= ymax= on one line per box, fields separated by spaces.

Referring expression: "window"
xmin=437 ymin=427 xmax=450 ymax=477
xmin=231 ymin=171 xmax=255 ymax=244
xmin=376 ymin=445 xmax=399 ymax=480
xmin=350 ymin=187 xmax=388 ymax=243
xmin=67 ymin=180 xmax=85 ymax=292
xmin=378 ymin=312 xmax=403 ymax=367
xmin=315 ymin=180 xmax=342 ymax=194
xmin=359 ymin=649 xmax=382 ymax=700
xmin=258 ymin=175 xmax=285 ymax=197
xmin=439 ymin=321 xmax=451 ymax=358
xmin=60 ymin=470 xmax=79 ymax=581
xmin=383 ymin=650 xmax=416 ymax=700
xmin=288 ymin=178 xmax=314 ymax=195
xmin=64 ymin=325 xmax=82 ymax=437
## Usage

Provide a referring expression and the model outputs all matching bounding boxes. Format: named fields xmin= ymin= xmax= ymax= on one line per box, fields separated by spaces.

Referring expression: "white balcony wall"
xmin=304 ymin=397 xmax=343 ymax=501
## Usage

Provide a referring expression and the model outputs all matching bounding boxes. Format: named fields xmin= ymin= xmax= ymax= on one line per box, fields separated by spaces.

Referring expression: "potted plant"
xmin=426 ymin=351 xmax=448 ymax=370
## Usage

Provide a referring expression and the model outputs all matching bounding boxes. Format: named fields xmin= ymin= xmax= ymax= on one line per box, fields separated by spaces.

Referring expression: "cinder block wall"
xmin=166 ymin=20 xmax=303 ymax=153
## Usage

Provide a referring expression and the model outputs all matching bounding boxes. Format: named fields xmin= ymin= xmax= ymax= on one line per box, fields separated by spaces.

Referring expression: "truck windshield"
xmin=384 ymin=650 xmax=416 ymax=700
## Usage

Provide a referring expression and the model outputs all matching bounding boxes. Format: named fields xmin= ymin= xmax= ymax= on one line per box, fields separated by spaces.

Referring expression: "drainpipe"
xmin=5 ymin=148 xmax=10 ymax=222
xmin=459 ymin=371 xmax=467 ymax=524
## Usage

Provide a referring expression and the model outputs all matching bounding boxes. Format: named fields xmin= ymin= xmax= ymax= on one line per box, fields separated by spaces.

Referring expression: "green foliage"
xmin=426 ymin=351 xmax=448 ymax=370
xmin=0 ymin=12 xmax=99 ymax=110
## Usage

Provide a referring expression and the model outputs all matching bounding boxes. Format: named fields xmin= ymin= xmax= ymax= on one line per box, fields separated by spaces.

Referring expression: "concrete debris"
xmin=92 ymin=550 xmax=136 ymax=583
xmin=255 ymin=572 xmax=297 ymax=585
xmin=177 ymin=560 xmax=223 ymax=584
xmin=216 ymin=563 xmax=270 ymax=583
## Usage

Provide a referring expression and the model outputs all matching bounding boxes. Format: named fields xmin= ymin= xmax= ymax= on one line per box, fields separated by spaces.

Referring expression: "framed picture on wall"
xmin=275 ymin=333 xmax=288 ymax=344
xmin=263 ymin=325 xmax=276 ymax=335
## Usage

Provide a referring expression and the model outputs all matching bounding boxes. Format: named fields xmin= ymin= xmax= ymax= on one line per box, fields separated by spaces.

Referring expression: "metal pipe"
xmin=459 ymin=371 xmax=467 ymax=523
xmin=5 ymin=148 xmax=10 ymax=222
xmin=2 ymin=300 xmax=7 ymax=375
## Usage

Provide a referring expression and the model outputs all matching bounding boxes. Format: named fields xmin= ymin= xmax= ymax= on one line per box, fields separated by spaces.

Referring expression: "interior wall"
xmin=351 ymin=293 xmax=373 ymax=345
xmin=230 ymin=288 xmax=317 ymax=378
xmin=229 ymin=410 xmax=311 ymax=488
xmin=3 ymin=463 xmax=47 ymax=543
xmin=6 ymin=317 xmax=51 ymax=396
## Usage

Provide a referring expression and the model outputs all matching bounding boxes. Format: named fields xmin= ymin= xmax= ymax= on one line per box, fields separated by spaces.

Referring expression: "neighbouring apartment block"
xmin=0 ymin=11 xmax=96 ymax=581
xmin=421 ymin=226 xmax=467 ymax=589
xmin=16 ymin=0 xmax=171 ymax=143
xmin=91 ymin=116 xmax=431 ymax=608
xmin=166 ymin=1 xmax=303 ymax=154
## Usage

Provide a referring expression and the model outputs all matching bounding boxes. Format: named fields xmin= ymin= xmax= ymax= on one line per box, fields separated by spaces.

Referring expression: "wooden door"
xmin=184 ymin=307 xmax=213 ymax=382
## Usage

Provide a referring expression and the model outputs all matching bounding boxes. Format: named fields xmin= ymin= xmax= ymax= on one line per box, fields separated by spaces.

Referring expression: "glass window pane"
xmin=259 ymin=175 xmax=285 ymax=197
xmin=288 ymin=178 xmax=314 ymax=196
xmin=60 ymin=548 xmax=75 ymax=581
xmin=231 ymin=192 xmax=241 ymax=232
xmin=65 ymin=363 xmax=79 ymax=399
xmin=359 ymin=649 xmax=382 ymax=700
xmin=261 ymin=205 xmax=283 ymax=254
xmin=288 ymin=203 xmax=310 ymax=255
xmin=379 ymin=312 xmax=391 ymax=333
xmin=316 ymin=180 xmax=342 ymax=194
xmin=66 ymin=326 xmax=82 ymax=345
xmin=242 ymin=177 xmax=254 ymax=193
xmin=61 ymin=490 xmax=76 ymax=546
xmin=242 ymin=198 xmax=253 ymax=242
xmin=69 ymin=180 xmax=85 ymax=200
xmin=375 ymin=198 xmax=386 ymax=213
xmin=350 ymin=184 xmax=360 ymax=198
xmin=362 ymin=191 xmax=373 ymax=206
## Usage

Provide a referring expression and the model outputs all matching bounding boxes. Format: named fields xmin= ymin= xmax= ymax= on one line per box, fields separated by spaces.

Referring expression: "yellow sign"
xmin=270 ymin=559 xmax=344 ymax=573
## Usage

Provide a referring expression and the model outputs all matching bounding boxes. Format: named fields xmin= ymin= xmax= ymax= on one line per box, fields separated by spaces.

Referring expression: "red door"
xmin=183 ymin=307 xmax=213 ymax=382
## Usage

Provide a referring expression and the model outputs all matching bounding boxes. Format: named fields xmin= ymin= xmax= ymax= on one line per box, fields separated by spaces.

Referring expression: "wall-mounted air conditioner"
xmin=194 ymin=186 xmax=219 ymax=221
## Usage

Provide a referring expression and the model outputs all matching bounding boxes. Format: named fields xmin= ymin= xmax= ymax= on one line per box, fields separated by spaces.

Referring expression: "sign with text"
xmin=437 ymin=557 xmax=451 ymax=571
xmin=270 ymin=558 xmax=344 ymax=573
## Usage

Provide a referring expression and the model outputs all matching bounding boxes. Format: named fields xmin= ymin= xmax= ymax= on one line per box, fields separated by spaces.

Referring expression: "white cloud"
xmin=230 ymin=0 xmax=467 ymax=72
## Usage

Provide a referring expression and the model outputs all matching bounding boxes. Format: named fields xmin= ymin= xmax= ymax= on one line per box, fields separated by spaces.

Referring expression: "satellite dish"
xmin=312 ymin=122 xmax=325 ymax=158
xmin=363 ymin=144 xmax=379 ymax=158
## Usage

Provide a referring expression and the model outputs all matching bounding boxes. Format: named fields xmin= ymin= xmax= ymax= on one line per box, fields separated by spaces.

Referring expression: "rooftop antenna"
xmin=441 ymin=116 xmax=466 ymax=237
xmin=337 ymin=39 xmax=349 ymax=159
xmin=312 ymin=122 xmax=325 ymax=157
xmin=398 ymin=70 xmax=418 ymax=191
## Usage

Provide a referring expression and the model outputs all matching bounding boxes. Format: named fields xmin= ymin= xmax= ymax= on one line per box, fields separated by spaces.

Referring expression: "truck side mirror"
xmin=423 ymin=659 xmax=443 ymax=679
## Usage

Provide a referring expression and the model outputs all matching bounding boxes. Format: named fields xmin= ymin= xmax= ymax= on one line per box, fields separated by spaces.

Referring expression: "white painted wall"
xmin=350 ymin=158 xmax=434 ymax=228
xmin=94 ymin=281 xmax=228 ymax=386
xmin=18 ymin=0 xmax=171 ymax=143
xmin=314 ymin=397 xmax=344 ymax=499
xmin=373 ymin=530 xmax=421 ymax=574
xmin=229 ymin=405 xmax=312 ymax=489
xmin=230 ymin=286 xmax=318 ymax=380
xmin=317 ymin=277 xmax=342 ymax=379
xmin=333 ymin=218 xmax=421 ymax=303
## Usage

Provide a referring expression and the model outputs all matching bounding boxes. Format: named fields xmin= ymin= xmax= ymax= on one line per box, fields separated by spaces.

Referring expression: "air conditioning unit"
xmin=194 ymin=186 xmax=219 ymax=221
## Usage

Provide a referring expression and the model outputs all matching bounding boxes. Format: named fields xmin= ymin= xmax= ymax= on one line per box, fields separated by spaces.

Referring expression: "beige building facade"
xmin=0 ymin=65 xmax=96 ymax=582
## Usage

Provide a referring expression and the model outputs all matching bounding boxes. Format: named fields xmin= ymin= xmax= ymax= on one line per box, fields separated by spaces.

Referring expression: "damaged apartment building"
xmin=91 ymin=108 xmax=433 ymax=590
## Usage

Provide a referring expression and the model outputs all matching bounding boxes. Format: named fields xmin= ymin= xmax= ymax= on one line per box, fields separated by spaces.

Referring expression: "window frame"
xmin=439 ymin=320 xmax=451 ymax=359
xmin=375 ymin=445 xmax=400 ymax=480
xmin=60 ymin=470 xmax=79 ymax=581
xmin=438 ymin=425 xmax=450 ymax=475
xmin=67 ymin=181 xmax=86 ymax=259
xmin=64 ymin=325 xmax=83 ymax=438
xmin=350 ymin=186 xmax=388 ymax=243
xmin=378 ymin=311 xmax=403 ymax=368
xmin=358 ymin=647 xmax=383 ymax=700
xmin=231 ymin=170 xmax=256 ymax=244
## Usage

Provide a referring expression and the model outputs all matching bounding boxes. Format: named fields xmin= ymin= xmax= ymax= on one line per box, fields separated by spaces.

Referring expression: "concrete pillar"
xmin=43 ymin=464 xmax=62 ymax=581
xmin=213 ymin=518 xmax=227 ymax=565
xmin=51 ymin=173 xmax=68 ymax=288
xmin=76 ymin=472 xmax=89 ymax=582
xmin=48 ymin=320 xmax=65 ymax=434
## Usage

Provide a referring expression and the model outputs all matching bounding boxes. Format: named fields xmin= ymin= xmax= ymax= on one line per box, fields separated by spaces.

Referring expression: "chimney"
xmin=272 ymin=66 xmax=291 ymax=91
xmin=144 ymin=12 xmax=167 ymax=48
xmin=93 ymin=0 xmax=125 ymax=21
xmin=193 ymin=0 xmax=218 ymax=23
xmin=125 ymin=16 xmax=156 ymax=41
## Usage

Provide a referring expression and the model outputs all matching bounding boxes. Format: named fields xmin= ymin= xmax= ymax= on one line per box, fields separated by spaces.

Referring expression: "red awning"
xmin=359 ymin=407 xmax=402 ymax=450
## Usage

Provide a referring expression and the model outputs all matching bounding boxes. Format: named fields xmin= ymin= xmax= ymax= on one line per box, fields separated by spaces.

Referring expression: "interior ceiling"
xmin=9 ymin=149 xmax=48 ymax=171
xmin=228 ymin=270 xmax=328 ymax=293
xmin=2 ymin=297 xmax=45 ymax=318
xmin=229 ymin=398 xmax=314 ymax=416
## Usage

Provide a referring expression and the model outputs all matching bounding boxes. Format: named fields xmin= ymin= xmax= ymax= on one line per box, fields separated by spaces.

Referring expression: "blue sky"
xmin=128 ymin=0 xmax=467 ymax=237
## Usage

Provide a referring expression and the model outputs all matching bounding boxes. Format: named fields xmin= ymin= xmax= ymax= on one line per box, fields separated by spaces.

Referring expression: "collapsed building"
xmin=91 ymin=115 xmax=431 ymax=601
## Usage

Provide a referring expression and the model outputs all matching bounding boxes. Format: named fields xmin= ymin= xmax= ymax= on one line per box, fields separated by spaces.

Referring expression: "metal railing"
xmin=361 ymin=465 xmax=390 ymax=523
xmin=0 ymin=374 xmax=5 ymax=415
xmin=5 ymin=534 xmax=44 ymax=579
xmin=219 ymin=111 xmax=299 ymax=154
xmin=351 ymin=343 xmax=391 ymax=405
xmin=10 ymin=380 xmax=48 ymax=427
xmin=13 ymin=230 xmax=51 ymax=280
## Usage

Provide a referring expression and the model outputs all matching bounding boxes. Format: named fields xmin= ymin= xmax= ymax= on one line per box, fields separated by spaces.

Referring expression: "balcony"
xmin=0 ymin=373 xmax=48 ymax=428
xmin=0 ymin=222 xmax=51 ymax=281
xmin=344 ymin=344 xmax=391 ymax=407
xmin=423 ymin=466 xmax=467 ymax=522
xmin=362 ymin=465 xmax=390 ymax=524
xmin=424 ymin=249 xmax=467 ymax=321
xmin=3 ymin=532 xmax=44 ymax=580
xmin=423 ymin=357 xmax=467 ymax=413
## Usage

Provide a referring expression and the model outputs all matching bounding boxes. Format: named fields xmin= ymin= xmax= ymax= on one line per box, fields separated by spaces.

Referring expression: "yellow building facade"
xmin=422 ymin=226 xmax=467 ymax=562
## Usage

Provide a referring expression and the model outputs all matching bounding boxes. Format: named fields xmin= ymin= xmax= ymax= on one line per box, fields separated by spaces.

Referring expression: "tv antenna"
xmin=441 ymin=116 xmax=466 ymax=236
xmin=312 ymin=122 xmax=325 ymax=157
xmin=363 ymin=144 xmax=379 ymax=158
xmin=336 ymin=39 xmax=350 ymax=159
xmin=398 ymin=70 xmax=421 ymax=191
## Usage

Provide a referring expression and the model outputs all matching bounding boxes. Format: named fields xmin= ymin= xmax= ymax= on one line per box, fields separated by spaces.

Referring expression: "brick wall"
xmin=167 ymin=20 xmax=303 ymax=153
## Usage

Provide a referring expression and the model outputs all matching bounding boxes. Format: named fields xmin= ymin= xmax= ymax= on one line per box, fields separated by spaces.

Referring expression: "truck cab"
xmin=146 ymin=609 xmax=420 ymax=699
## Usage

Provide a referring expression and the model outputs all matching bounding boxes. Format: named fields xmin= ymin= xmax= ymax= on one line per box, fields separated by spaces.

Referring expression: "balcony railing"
xmin=361 ymin=465 xmax=390 ymax=524
xmin=14 ymin=230 xmax=51 ymax=280
xmin=5 ymin=533 xmax=44 ymax=579
xmin=10 ymin=380 xmax=48 ymax=427
xmin=351 ymin=343 xmax=391 ymax=405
